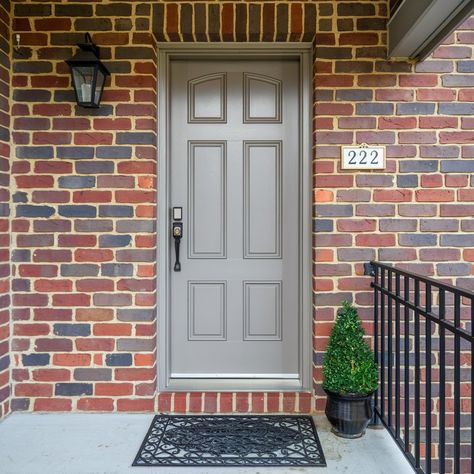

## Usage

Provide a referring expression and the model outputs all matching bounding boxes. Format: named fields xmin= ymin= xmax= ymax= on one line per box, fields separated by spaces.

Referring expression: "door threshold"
xmin=165 ymin=378 xmax=305 ymax=392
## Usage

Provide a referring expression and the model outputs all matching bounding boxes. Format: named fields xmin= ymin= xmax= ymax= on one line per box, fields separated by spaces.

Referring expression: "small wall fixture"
xmin=65 ymin=33 xmax=110 ymax=108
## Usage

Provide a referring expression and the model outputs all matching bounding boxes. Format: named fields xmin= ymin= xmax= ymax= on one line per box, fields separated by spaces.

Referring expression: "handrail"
xmin=370 ymin=261 xmax=473 ymax=474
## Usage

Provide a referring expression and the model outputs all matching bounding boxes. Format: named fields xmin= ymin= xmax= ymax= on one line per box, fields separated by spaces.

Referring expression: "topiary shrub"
xmin=323 ymin=301 xmax=378 ymax=395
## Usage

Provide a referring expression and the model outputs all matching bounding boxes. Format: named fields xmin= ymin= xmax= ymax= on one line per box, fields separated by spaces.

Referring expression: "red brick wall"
xmin=7 ymin=1 xmax=474 ymax=418
xmin=312 ymin=6 xmax=474 ymax=410
xmin=11 ymin=2 xmax=157 ymax=412
xmin=0 ymin=0 xmax=10 ymax=421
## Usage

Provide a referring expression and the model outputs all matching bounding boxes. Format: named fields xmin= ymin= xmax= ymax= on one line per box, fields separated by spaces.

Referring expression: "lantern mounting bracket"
xmin=78 ymin=33 xmax=100 ymax=58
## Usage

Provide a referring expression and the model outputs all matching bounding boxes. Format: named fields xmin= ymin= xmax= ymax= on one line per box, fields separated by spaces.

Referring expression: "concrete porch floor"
xmin=0 ymin=413 xmax=412 ymax=474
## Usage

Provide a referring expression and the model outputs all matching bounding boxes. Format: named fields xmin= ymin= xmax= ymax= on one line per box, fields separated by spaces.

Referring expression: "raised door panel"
xmin=243 ymin=281 xmax=282 ymax=341
xmin=188 ymin=281 xmax=227 ymax=341
xmin=188 ymin=73 xmax=227 ymax=123
xmin=244 ymin=141 xmax=282 ymax=259
xmin=188 ymin=141 xmax=227 ymax=258
xmin=243 ymin=73 xmax=282 ymax=123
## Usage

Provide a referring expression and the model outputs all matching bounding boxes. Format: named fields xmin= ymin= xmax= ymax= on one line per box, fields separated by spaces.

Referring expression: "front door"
xmin=167 ymin=57 xmax=303 ymax=390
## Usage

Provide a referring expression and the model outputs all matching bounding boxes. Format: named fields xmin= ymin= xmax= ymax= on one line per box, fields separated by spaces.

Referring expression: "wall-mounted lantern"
xmin=65 ymin=33 xmax=110 ymax=108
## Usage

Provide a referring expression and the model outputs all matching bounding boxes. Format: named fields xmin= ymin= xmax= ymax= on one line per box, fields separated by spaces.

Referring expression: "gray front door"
xmin=168 ymin=58 xmax=301 ymax=390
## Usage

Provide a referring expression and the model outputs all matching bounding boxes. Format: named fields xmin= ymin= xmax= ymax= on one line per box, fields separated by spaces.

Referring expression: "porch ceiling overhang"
xmin=388 ymin=0 xmax=474 ymax=61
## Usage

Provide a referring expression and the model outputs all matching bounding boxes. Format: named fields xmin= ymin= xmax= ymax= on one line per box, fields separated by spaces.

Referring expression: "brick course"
xmin=0 ymin=0 xmax=10 ymax=421
xmin=1 ymin=2 xmax=473 ymax=453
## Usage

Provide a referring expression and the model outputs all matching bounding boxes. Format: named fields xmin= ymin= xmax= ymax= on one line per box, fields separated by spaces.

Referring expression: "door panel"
xmin=244 ymin=141 xmax=282 ymax=258
xmin=188 ymin=141 xmax=227 ymax=258
xmin=169 ymin=59 xmax=300 ymax=385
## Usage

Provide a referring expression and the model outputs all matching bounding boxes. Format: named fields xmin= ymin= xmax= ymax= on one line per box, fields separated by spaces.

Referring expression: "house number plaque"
xmin=341 ymin=145 xmax=385 ymax=170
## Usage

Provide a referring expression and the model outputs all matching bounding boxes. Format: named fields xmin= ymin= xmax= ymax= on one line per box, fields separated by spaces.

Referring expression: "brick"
xmin=52 ymin=294 xmax=90 ymax=307
xmin=416 ymin=189 xmax=454 ymax=202
xmin=101 ymin=264 xmax=133 ymax=277
xmin=399 ymin=160 xmax=438 ymax=173
xmin=420 ymin=219 xmax=458 ymax=232
xmin=356 ymin=175 xmax=393 ymax=187
xmin=314 ymin=205 xmax=352 ymax=217
xmin=356 ymin=234 xmax=395 ymax=247
xmin=94 ymin=293 xmax=132 ymax=307
xmin=420 ymin=249 xmax=460 ymax=262
xmin=356 ymin=204 xmax=395 ymax=217
xmin=337 ymin=248 xmax=375 ymax=262
xmin=379 ymin=249 xmax=416 ymax=261
xmin=117 ymin=399 xmax=154 ymax=412
xmin=55 ymin=383 xmax=92 ymax=396
xmin=337 ymin=3 xmax=375 ymax=16
xmin=437 ymin=263 xmax=471 ymax=276
xmin=76 ymin=338 xmax=114 ymax=352
xmin=105 ymin=354 xmax=132 ymax=367
xmin=99 ymin=205 xmax=133 ymax=218
xmin=58 ymin=177 xmax=95 ymax=189
xmin=16 ymin=205 xmax=55 ymax=218
xmin=32 ymin=398 xmax=70 ymax=411
xmin=34 ymin=338 xmax=72 ymax=352
xmin=440 ymin=235 xmax=474 ymax=247
xmin=420 ymin=146 xmax=459 ymax=158
xmin=53 ymin=324 xmax=90 ymax=337
xmin=61 ymin=264 xmax=99 ymax=277
xmin=22 ymin=354 xmax=49 ymax=367
xmin=117 ymin=249 xmax=155 ymax=262
xmin=75 ymin=161 xmax=114 ymax=175
xmin=57 ymin=147 xmax=94 ymax=160
xmin=313 ymin=220 xmax=333 ymax=233
xmin=439 ymin=103 xmax=474 ymax=116
xmin=373 ymin=189 xmax=412 ymax=202
xmin=74 ymin=369 xmax=112 ymax=381
xmin=397 ymin=175 xmax=418 ymax=188
xmin=75 ymin=220 xmax=113 ymax=233
xmin=117 ymin=338 xmax=156 ymax=352
xmin=356 ymin=103 xmax=393 ymax=115
xmin=442 ymin=160 xmax=474 ymax=174
xmin=16 ymin=383 xmax=52 ymax=397
xmin=99 ymin=235 xmax=131 ymax=248
xmin=116 ymin=220 xmax=154 ymax=233
xmin=117 ymin=309 xmax=154 ymax=322
xmin=397 ymin=103 xmax=436 ymax=115
xmin=440 ymin=205 xmax=474 ymax=217
xmin=379 ymin=219 xmax=417 ymax=232
xmin=77 ymin=398 xmax=114 ymax=412
xmin=399 ymin=234 xmax=437 ymax=247
xmin=58 ymin=206 xmax=97 ymax=218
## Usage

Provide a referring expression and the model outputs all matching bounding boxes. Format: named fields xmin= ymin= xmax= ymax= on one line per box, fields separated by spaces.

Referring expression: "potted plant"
xmin=322 ymin=301 xmax=379 ymax=438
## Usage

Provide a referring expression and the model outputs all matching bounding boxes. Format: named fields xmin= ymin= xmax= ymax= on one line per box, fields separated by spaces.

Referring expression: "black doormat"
xmin=133 ymin=415 xmax=326 ymax=467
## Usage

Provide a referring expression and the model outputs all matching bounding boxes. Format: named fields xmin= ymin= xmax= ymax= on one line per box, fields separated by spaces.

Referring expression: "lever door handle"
xmin=172 ymin=222 xmax=183 ymax=272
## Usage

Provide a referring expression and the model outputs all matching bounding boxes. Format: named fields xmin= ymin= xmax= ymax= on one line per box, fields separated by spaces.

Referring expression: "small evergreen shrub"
xmin=323 ymin=301 xmax=378 ymax=395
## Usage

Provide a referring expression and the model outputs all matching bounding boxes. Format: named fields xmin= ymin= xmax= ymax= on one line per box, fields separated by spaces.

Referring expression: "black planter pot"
xmin=324 ymin=389 xmax=374 ymax=439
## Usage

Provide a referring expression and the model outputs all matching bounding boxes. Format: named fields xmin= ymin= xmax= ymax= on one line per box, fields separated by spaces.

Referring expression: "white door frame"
xmin=157 ymin=43 xmax=313 ymax=392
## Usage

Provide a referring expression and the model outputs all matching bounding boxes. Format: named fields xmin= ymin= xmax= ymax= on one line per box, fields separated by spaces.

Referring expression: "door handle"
xmin=172 ymin=223 xmax=182 ymax=271
xmin=172 ymin=207 xmax=183 ymax=272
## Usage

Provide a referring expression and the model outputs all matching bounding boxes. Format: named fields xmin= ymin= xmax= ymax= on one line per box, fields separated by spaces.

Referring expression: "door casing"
xmin=157 ymin=43 xmax=313 ymax=392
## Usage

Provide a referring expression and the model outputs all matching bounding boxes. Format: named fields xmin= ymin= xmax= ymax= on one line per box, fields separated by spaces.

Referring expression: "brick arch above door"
xmin=152 ymin=2 xmax=317 ymax=43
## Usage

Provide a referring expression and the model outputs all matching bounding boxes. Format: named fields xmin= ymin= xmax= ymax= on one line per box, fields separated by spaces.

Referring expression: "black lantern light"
xmin=65 ymin=33 xmax=110 ymax=108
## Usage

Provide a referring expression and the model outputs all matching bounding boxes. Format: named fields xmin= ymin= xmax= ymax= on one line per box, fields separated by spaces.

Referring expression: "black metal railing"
xmin=370 ymin=262 xmax=473 ymax=474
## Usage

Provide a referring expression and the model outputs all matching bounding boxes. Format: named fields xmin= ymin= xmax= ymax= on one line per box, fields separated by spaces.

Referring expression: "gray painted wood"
xmin=169 ymin=59 xmax=301 ymax=384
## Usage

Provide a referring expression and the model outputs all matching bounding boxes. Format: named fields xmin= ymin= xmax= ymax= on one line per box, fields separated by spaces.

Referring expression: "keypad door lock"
xmin=172 ymin=207 xmax=183 ymax=272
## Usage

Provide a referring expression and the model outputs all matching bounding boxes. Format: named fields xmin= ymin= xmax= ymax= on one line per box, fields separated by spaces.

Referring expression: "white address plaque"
xmin=341 ymin=146 xmax=385 ymax=170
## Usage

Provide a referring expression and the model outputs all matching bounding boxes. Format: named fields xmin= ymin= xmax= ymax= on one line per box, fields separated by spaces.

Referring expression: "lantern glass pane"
xmin=72 ymin=66 xmax=95 ymax=103
xmin=94 ymin=71 xmax=106 ymax=106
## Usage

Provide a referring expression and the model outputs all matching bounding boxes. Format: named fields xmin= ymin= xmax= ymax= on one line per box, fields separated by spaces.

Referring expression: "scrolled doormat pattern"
xmin=133 ymin=414 xmax=326 ymax=467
